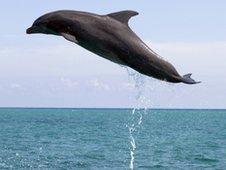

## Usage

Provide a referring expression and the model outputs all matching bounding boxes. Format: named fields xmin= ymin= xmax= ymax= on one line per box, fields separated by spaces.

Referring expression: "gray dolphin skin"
xmin=27 ymin=10 xmax=200 ymax=84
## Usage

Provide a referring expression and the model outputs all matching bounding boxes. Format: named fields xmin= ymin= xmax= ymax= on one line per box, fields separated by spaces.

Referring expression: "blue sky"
xmin=0 ymin=1 xmax=226 ymax=108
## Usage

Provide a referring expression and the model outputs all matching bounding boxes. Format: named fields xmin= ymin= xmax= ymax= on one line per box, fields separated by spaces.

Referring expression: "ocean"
xmin=0 ymin=108 xmax=225 ymax=169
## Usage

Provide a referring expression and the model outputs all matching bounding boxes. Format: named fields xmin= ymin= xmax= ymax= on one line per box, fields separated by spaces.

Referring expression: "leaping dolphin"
xmin=26 ymin=10 xmax=200 ymax=84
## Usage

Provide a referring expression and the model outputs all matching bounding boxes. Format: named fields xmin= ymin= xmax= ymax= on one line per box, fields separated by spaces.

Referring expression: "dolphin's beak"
xmin=26 ymin=26 xmax=59 ymax=35
xmin=26 ymin=26 xmax=40 ymax=34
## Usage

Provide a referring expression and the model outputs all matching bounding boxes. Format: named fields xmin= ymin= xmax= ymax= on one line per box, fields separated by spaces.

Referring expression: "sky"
xmin=0 ymin=1 xmax=226 ymax=108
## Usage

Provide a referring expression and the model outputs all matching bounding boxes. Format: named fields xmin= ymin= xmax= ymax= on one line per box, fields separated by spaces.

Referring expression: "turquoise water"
xmin=0 ymin=108 xmax=225 ymax=169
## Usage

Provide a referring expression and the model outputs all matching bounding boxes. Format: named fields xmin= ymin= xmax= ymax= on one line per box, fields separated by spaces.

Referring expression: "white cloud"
xmin=0 ymin=40 xmax=123 ymax=77
xmin=60 ymin=77 xmax=78 ymax=88
xmin=1 ymin=38 xmax=226 ymax=108
xmin=122 ymin=82 xmax=135 ymax=90
xmin=10 ymin=83 xmax=22 ymax=89
xmin=147 ymin=41 xmax=226 ymax=75
xmin=1 ymin=39 xmax=226 ymax=78
xmin=90 ymin=79 xmax=110 ymax=91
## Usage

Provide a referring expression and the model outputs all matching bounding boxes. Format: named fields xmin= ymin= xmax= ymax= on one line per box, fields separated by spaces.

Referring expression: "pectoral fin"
xmin=61 ymin=33 xmax=78 ymax=43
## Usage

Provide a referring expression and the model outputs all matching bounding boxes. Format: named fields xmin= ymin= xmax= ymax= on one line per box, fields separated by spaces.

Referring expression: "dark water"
xmin=0 ymin=108 xmax=225 ymax=169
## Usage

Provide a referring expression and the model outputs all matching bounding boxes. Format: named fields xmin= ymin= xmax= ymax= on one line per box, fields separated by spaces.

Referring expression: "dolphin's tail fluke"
xmin=181 ymin=73 xmax=201 ymax=84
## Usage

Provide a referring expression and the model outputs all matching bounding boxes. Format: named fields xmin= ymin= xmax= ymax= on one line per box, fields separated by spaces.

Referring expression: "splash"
xmin=129 ymin=123 xmax=136 ymax=170
xmin=126 ymin=68 xmax=150 ymax=170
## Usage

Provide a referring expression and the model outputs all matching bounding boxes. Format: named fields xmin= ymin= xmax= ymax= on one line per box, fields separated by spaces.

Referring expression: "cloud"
xmin=1 ymin=39 xmax=226 ymax=78
xmin=0 ymin=38 xmax=123 ymax=77
xmin=10 ymin=83 xmax=22 ymax=89
xmin=122 ymin=82 xmax=135 ymax=90
xmin=147 ymin=41 xmax=226 ymax=75
xmin=90 ymin=79 xmax=110 ymax=91
xmin=60 ymin=77 xmax=78 ymax=88
xmin=1 ymin=38 xmax=226 ymax=108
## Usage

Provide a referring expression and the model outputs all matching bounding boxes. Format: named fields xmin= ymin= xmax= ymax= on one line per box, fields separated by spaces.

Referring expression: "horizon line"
xmin=0 ymin=107 xmax=225 ymax=110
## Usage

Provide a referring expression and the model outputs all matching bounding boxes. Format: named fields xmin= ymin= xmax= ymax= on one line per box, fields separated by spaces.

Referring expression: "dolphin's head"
xmin=26 ymin=11 xmax=77 ymax=36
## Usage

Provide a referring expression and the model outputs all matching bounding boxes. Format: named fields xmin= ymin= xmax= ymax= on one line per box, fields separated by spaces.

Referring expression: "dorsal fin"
xmin=107 ymin=10 xmax=139 ymax=25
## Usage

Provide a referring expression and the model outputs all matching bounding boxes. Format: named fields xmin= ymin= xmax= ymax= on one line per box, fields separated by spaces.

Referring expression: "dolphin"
xmin=26 ymin=10 xmax=200 ymax=84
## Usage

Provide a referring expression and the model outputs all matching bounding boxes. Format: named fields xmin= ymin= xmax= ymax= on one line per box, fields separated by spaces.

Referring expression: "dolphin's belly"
xmin=97 ymin=49 xmax=125 ymax=65
xmin=58 ymin=31 xmax=123 ymax=65
xmin=79 ymin=40 xmax=126 ymax=65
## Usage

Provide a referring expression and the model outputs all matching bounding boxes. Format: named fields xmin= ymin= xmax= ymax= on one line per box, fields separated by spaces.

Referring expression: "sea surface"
xmin=0 ymin=108 xmax=225 ymax=169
